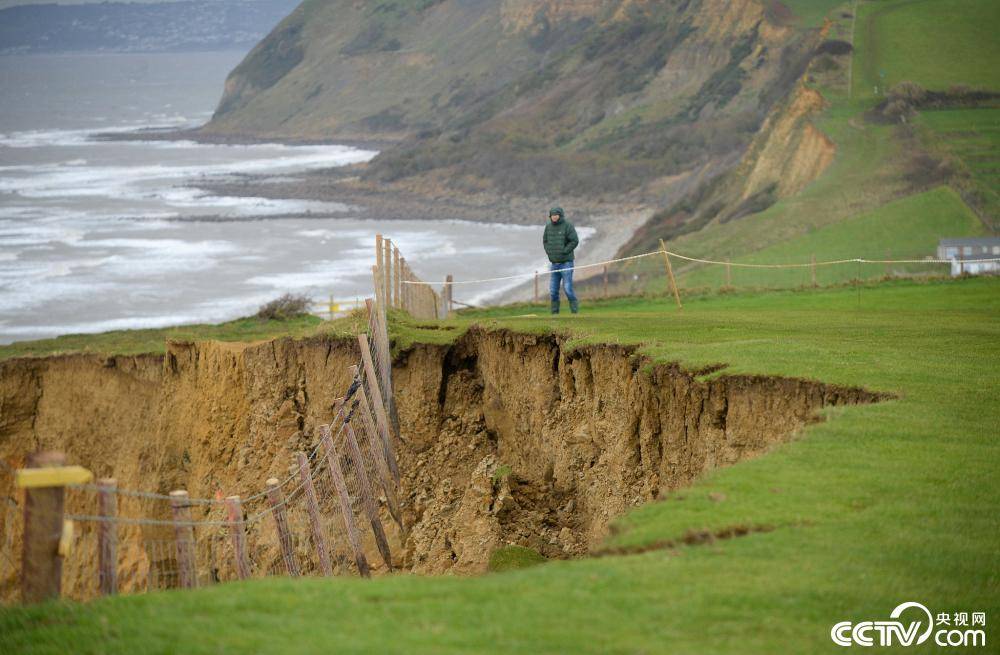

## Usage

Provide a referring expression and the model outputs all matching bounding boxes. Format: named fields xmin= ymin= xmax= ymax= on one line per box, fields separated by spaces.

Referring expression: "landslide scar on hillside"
xmin=0 ymin=328 xmax=887 ymax=596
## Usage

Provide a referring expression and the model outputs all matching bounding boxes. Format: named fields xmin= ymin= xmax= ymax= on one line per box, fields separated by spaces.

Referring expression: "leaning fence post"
xmin=20 ymin=451 xmax=67 ymax=603
xmin=97 ymin=477 xmax=118 ymax=595
xmin=359 ymin=332 xmax=400 ymax=484
xmin=320 ymin=424 xmax=371 ymax=578
xmin=169 ymin=490 xmax=197 ymax=589
xmin=658 ymin=238 xmax=683 ymax=309
xmin=295 ymin=452 xmax=332 ymax=576
xmin=266 ymin=478 xmax=300 ymax=577
xmin=353 ymin=374 xmax=403 ymax=530
xmin=224 ymin=495 xmax=251 ymax=580
xmin=340 ymin=409 xmax=393 ymax=571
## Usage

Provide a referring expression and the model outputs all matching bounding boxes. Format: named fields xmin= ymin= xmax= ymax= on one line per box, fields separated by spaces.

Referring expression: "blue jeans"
xmin=549 ymin=261 xmax=577 ymax=304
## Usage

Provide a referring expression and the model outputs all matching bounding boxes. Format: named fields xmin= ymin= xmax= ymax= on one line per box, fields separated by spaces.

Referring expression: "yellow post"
xmin=658 ymin=239 xmax=682 ymax=310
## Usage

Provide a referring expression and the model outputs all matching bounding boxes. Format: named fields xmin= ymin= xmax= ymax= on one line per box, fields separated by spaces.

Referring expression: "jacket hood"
xmin=548 ymin=206 xmax=565 ymax=220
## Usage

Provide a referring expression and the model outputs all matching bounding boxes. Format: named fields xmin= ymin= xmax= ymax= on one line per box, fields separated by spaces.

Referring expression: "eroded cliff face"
xmin=0 ymin=328 xmax=883 ymax=599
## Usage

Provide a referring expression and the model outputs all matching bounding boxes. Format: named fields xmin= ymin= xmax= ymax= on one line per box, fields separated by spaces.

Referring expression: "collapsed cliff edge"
xmin=0 ymin=326 xmax=886 ymax=599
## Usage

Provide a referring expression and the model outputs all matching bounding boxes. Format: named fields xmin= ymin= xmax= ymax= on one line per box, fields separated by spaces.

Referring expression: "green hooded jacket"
xmin=543 ymin=213 xmax=579 ymax=264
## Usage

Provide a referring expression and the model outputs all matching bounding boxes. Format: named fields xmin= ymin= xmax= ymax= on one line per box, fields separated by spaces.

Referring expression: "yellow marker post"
xmin=16 ymin=465 xmax=93 ymax=489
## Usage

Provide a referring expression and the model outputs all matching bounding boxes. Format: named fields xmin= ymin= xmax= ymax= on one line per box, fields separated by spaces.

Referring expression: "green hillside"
xmin=679 ymin=186 xmax=984 ymax=289
xmin=4 ymin=277 xmax=998 ymax=653
xmin=621 ymin=0 xmax=998 ymax=292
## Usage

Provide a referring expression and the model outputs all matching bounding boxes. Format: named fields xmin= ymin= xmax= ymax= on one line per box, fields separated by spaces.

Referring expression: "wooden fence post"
xmin=445 ymin=274 xmax=453 ymax=317
xmin=383 ymin=238 xmax=393 ymax=308
xmin=169 ymin=490 xmax=197 ymax=589
xmin=399 ymin=258 xmax=408 ymax=313
xmin=658 ymin=239 xmax=683 ymax=309
xmin=393 ymin=246 xmax=401 ymax=309
xmin=341 ymin=412 xmax=393 ymax=571
xmin=295 ymin=452 xmax=332 ymax=576
xmin=21 ymin=451 xmax=67 ymax=603
xmin=224 ymin=495 xmax=251 ymax=580
xmin=603 ymin=265 xmax=609 ymax=299
xmin=534 ymin=271 xmax=539 ymax=303
xmin=725 ymin=259 xmax=732 ymax=289
xmin=266 ymin=478 xmax=300 ymax=577
xmin=320 ymin=425 xmax=371 ymax=578
xmin=375 ymin=235 xmax=384 ymax=308
xmin=358 ymin=332 xmax=401 ymax=484
xmin=97 ymin=478 xmax=117 ymax=595
xmin=884 ymin=249 xmax=891 ymax=278
xmin=354 ymin=378 xmax=403 ymax=530
xmin=811 ymin=254 xmax=817 ymax=287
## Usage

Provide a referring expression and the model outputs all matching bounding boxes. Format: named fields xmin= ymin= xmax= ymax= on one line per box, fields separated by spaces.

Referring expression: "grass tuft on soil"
xmin=488 ymin=546 xmax=547 ymax=573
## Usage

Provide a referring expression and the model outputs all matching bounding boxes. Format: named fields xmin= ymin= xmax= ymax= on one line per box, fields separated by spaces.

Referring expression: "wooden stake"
xmin=725 ymin=259 xmax=732 ymax=288
xmin=295 ymin=452 xmax=332 ymax=576
xmin=21 ymin=451 xmax=67 ymax=603
xmin=169 ymin=490 xmax=197 ymax=589
xmin=400 ymin=258 xmax=409 ymax=313
xmin=811 ymin=254 xmax=817 ymax=287
xmin=266 ymin=478 xmax=300 ymax=577
xmin=358 ymin=332 xmax=400 ymax=484
xmin=224 ymin=495 xmax=251 ymax=581
xmin=375 ymin=235 xmax=384 ymax=309
xmin=658 ymin=239 xmax=682 ymax=309
xmin=884 ymin=249 xmax=891 ymax=278
xmin=534 ymin=270 xmax=539 ymax=303
xmin=393 ymin=246 xmax=401 ymax=309
xmin=603 ymin=264 xmax=609 ymax=299
xmin=352 ymin=368 xmax=402 ymax=529
xmin=97 ymin=478 xmax=117 ymax=595
xmin=341 ymin=412 xmax=393 ymax=571
xmin=383 ymin=238 xmax=393 ymax=308
xmin=445 ymin=274 xmax=453 ymax=317
xmin=320 ymin=425 xmax=370 ymax=578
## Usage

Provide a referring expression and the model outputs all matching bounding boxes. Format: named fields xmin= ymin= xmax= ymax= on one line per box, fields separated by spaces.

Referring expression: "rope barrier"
xmin=398 ymin=248 xmax=1000 ymax=285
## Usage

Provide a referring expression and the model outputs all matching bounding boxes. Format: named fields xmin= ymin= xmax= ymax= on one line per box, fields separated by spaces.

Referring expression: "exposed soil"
xmin=0 ymin=328 xmax=886 ymax=600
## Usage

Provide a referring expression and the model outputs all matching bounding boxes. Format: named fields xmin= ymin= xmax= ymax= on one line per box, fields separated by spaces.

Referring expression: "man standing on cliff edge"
xmin=543 ymin=206 xmax=579 ymax=314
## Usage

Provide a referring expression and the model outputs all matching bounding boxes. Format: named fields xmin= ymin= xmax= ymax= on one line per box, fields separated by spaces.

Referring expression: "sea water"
xmin=0 ymin=52 xmax=572 ymax=344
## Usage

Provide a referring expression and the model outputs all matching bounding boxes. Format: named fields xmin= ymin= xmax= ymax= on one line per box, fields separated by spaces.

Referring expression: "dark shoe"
xmin=569 ymin=299 xmax=579 ymax=314
xmin=550 ymin=300 xmax=560 ymax=314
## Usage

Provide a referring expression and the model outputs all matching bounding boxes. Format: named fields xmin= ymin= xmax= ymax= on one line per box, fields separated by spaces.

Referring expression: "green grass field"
xmin=0 ymin=315 xmax=324 ymax=362
xmin=3 ymin=277 xmax=998 ymax=654
xmin=854 ymin=0 xmax=1000 ymax=97
xmin=677 ymin=186 xmax=984 ymax=289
